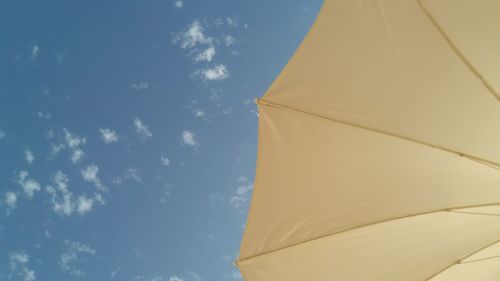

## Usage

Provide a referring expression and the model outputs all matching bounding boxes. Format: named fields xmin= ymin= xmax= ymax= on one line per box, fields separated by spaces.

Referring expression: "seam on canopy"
xmin=257 ymin=98 xmax=500 ymax=172
xmin=417 ymin=0 xmax=500 ymax=103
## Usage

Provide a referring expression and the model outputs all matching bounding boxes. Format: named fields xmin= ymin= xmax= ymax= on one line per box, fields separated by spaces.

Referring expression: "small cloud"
xmin=4 ymin=192 xmax=17 ymax=215
xmin=47 ymin=171 xmax=75 ymax=216
xmin=55 ymin=52 xmax=67 ymax=65
xmin=231 ymin=271 xmax=242 ymax=280
xmin=160 ymin=183 xmax=173 ymax=203
xmin=174 ymin=20 xmax=213 ymax=49
xmin=169 ymin=276 xmax=184 ymax=281
xmin=31 ymin=45 xmax=40 ymax=60
xmin=76 ymin=196 xmax=94 ymax=215
xmin=174 ymin=0 xmax=183 ymax=8
xmin=60 ymin=240 xmax=96 ymax=277
xmin=99 ymin=128 xmax=118 ymax=144
xmin=224 ymin=35 xmax=235 ymax=47
xmin=25 ymin=150 xmax=34 ymax=164
xmin=71 ymin=149 xmax=85 ymax=164
xmin=195 ymin=64 xmax=229 ymax=81
xmin=112 ymin=167 xmax=142 ymax=185
xmin=81 ymin=164 xmax=107 ymax=191
xmin=0 ymin=129 xmax=5 ymax=139
xmin=134 ymin=118 xmax=152 ymax=139
xmin=131 ymin=82 xmax=149 ymax=91
xmin=194 ymin=47 xmax=215 ymax=62
xmin=64 ymin=129 xmax=86 ymax=148
xmin=161 ymin=156 xmax=170 ymax=167
xmin=111 ymin=267 xmax=122 ymax=279
xmin=36 ymin=111 xmax=52 ymax=119
xmin=132 ymin=248 xmax=144 ymax=261
xmin=9 ymin=251 xmax=36 ymax=281
xmin=16 ymin=171 xmax=41 ymax=199
xmin=229 ymin=177 xmax=253 ymax=210
xmin=181 ymin=130 xmax=197 ymax=146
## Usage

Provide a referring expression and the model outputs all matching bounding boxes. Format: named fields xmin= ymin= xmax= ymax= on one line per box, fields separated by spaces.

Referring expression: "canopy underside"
xmin=238 ymin=0 xmax=500 ymax=280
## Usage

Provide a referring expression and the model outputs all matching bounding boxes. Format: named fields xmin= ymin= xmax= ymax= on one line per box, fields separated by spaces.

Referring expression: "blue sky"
xmin=0 ymin=1 xmax=321 ymax=280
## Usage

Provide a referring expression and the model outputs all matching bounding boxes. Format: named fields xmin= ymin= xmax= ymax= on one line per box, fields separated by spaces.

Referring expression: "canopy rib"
xmin=460 ymin=255 xmax=500 ymax=265
xmin=238 ymin=201 xmax=500 ymax=265
xmin=417 ymin=0 xmax=500 ymax=103
xmin=449 ymin=211 xmax=500 ymax=217
xmin=257 ymin=98 xmax=500 ymax=172
xmin=425 ymin=238 xmax=500 ymax=280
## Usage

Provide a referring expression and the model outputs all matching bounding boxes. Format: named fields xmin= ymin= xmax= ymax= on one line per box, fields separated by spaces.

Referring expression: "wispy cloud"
xmin=99 ymin=128 xmax=118 ymax=144
xmin=174 ymin=0 xmax=183 ymax=8
xmin=47 ymin=170 xmax=74 ymax=216
xmin=9 ymin=251 xmax=36 ymax=281
xmin=0 ymin=129 xmax=5 ymax=139
xmin=16 ymin=171 xmax=41 ymax=199
xmin=112 ymin=167 xmax=142 ymax=185
xmin=76 ymin=196 xmax=94 ymax=215
xmin=25 ymin=150 xmax=34 ymax=164
xmin=195 ymin=64 xmax=229 ymax=81
xmin=194 ymin=47 xmax=215 ymax=62
xmin=161 ymin=156 xmax=171 ymax=167
xmin=81 ymin=164 xmax=107 ymax=191
xmin=36 ymin=111 xmax=51 ymax=119
xmin=64 ymin=129 xmax=86 ymax=148
xmin=174 ymin=20 xmax=213 ymax=49
xmin=229 ymin=177 xmax=253 ymax=210
xmin=4 ymin=192 xmax=17 ymax=215
xmin=71 ymin=149 xmax=85 ymax=163
xmin=134 ymin=118 xmax=153 ymax=139
xmin=131 ymin=82 xmax=149 ymax=91
xmin=111 ymin=267 xmax=122 ymax=279
xmin=181 ymin=130 xmax=197 ymax=146
xmin=60 ymin=240 xmax=96 ymax=277
xmin=31 ymin=45 xmax=40 ymax=60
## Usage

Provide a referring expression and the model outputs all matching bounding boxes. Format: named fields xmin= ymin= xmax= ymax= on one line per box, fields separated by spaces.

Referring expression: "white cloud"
xmin=194 ymin=47 xmax=215 ymax=62
xmin=4 ymin=192 xmax=17 ymax=214
xmin=77 ymin=196 xmax=94 ymax=215
xmin=48 ymin=170 xmax=74 ymax=216
xmin=112 ymin=167 xmax=142 ymax=185
xmin=60 ymin=240 xmax=96 ymax=277
xmin=0 ymin=129 xmax=5 ymax=139
xmin=81 ymin=164 xmax=107 ymax=191
xmin=174 ymin=20 xmax=213 ymax=49
xmin=160 ymin=183 xmax=173 ymax=203
xmin=111 ymin=267 xmax=122 ymax=279
xmin=229 ymin=177 xmax=253 ymax=209
xmin=231 ymin=271 xmax=243 ymax=280
xmin=25 ymin=150 xmax=34 ymax=164
xmin=99 ymin=128 xmax=118 ymax=144
xmin=134 ymin=118 xmax=153 ymax=139
xmin=188 ymin=272 xmax=202 ymax=281
xmin=169 ymin=276 xmax=184 ymax=281
xmin=9 ymin=251 xmax=36 ymax=281
xmin=131 ymin=82 xmax=149 ymax=91
xmin=64 ymin=129 xmax=86 ymax=148
xmin=31 ymin=45 xmax=40 ymax=60
xmin=36 ymin=111 xmax=51 ymax=119
xmin=161 ymin=156 xmax=171 ymax=167
xmin=196 ymin=64 xmax=229 ymax=81
xmin=174 ymin=0 xmax=183 ymax=8
xmin=17 ymin=171 xmax=41 ymax=198
xmin=224 ymin=35 xmax=235 ymax=47
xmin=181 ymin=130 xmax=197 ymax=146
xmin=71 ymin=149 xmax=85 ymax=163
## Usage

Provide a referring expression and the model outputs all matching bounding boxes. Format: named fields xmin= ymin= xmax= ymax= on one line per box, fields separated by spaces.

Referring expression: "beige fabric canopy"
xmin=236 ymin=0 xmax=500 ymax=280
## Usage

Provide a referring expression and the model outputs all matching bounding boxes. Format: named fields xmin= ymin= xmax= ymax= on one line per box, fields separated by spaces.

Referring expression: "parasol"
xmin=236 ymin=0 xmax=500 ymax=280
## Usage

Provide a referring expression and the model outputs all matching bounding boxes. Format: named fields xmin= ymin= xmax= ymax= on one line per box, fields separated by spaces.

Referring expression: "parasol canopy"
xmin=236 ymin=0 xmax=500 ymax=280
